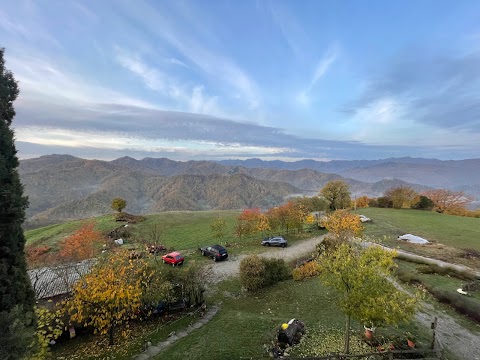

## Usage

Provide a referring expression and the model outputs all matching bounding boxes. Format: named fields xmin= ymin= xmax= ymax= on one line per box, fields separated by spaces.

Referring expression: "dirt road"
xmin=204 ymin=235 xmax=325 ymax=283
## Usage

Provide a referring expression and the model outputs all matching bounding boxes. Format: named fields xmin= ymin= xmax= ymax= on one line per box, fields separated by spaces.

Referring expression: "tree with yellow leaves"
xmin=65 ymin=250 xmax=172 ymax=345
xmin=324 ymin=210 xmax=364 ymax=242
xmin=318 ymin=243 xmax=417 ymax=354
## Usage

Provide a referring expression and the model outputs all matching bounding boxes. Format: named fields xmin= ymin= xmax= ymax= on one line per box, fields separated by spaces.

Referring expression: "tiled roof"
xmin=28 ymin=260 xmax=94 ymax=300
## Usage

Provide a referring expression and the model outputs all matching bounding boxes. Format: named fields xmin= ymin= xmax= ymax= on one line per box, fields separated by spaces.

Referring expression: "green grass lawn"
xmin=354 ymin=208 xmax=480 ymax=268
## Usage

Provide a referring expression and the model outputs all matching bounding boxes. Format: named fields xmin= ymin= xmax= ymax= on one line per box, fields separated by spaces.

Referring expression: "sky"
xmin=2 ymin=0 xmax=480 ymax=161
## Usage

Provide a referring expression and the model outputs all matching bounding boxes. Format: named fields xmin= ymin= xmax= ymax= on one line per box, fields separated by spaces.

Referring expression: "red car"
xmin=161 ymin=251 xmax=184 ymax=267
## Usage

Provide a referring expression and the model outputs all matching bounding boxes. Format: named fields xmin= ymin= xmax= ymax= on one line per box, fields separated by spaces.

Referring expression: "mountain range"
xmin=19 ymin=155 xmax=479 ymax=227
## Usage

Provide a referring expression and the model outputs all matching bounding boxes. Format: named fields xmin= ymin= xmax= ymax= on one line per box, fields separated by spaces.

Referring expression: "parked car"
xmin=261 ymin=236 xmax=288 ymax=247
xmin=199 ymin=244 xmax=228 ymax=262
xmin=161 ymin=251 xmax=184 ymax=266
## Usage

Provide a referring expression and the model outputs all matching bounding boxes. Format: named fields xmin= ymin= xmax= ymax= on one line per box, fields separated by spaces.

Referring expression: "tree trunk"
xmin=109 ymin=325 xmax=114 ymax=345
xmin=344 ymin=314 xmax=351 ymax=354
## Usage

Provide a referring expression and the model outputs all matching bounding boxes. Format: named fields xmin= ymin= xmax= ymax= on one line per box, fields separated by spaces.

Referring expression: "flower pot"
xmin=407 ymin=339 xmax=415 ymax=348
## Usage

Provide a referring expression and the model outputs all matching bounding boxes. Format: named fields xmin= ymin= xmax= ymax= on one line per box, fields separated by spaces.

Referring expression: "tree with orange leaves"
xmin=59 ymin=222 xmax=103 ymax=263
xmin=423 ymin=189 xmax=473 ymax=213
xmin=355 ymin=196 xmax=370 ymax=208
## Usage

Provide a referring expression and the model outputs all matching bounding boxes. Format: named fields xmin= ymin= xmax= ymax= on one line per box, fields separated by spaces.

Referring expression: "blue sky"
xmin=2 ymin=0 xmax=480 ymax=161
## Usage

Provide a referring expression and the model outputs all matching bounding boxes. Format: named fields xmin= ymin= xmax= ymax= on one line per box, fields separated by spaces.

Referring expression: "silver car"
xmin=261 ymin=236 xmax=288 ymax=247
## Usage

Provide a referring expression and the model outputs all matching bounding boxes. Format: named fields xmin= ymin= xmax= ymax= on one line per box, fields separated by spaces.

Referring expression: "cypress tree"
xmin=0 ymin=48 xmax=36 ymax=359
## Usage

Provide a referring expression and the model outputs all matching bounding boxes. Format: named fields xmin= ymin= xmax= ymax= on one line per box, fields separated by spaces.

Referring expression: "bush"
xmin=240 ymin=256 xmax=290 ymax=291
xmin=263 ymin=258 xmax=291 ymax=286
xmin=425 ymin=285 xmax=480 ymax=323
xmin=240 ymin=255 xmax=266 ymax=291
xmin=292 ymin=261 xmax=320 ymax=281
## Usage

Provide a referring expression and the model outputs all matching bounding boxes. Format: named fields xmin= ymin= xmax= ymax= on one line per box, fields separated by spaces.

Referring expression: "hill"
xmin=20 ymin=155 xmax=436 ymax=225
xmin=21 ymin=156 xmax=301 ymax=226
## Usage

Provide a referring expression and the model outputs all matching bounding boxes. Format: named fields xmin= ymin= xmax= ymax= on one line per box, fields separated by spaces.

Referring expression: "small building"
xmin=28 ymin=260 xmax=93 ymax=307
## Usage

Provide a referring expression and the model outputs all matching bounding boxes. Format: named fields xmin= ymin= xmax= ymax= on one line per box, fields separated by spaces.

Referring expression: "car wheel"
xmin=213 ymin=256 xmax=217 ymax=262
xmin=281 ymin=244 xmax=286 ymax=248
xmin=172 ymin=263 xmax=176 ymax=267
xmin=266 ymin=243 xmax=270 ymax=247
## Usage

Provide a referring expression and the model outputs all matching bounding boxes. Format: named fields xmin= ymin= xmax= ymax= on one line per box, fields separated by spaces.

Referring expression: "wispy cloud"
xmin=115 ymin=48 xmax=221 ymax=115
xmin=166 ymin=57 xmax=190 ymax=69
xmin=115 ymin=0 xmax=261 ymax=110
xmin=268 ymin=1 xmax=312 ymax=59
xmin=297 ymin=46 xmax=338 ymax=105
xmin=347 ymin=49 xmax=480 ymax=132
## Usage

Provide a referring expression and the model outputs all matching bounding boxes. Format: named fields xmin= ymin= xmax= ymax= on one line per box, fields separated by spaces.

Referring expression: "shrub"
xmin=263 ymin=258 xmax=291 ymax=286
xmin=292 ymin=261 xmax=320 ymax=281
xmin=240 ymin=255 xmax=266 ymax=291
xmin=240 ymin=256 xmax=290 ymax=291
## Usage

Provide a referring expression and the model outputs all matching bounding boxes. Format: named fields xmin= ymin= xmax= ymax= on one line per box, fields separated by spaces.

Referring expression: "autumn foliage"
xmin=355 ymin=196 xmax=370 ymax=208
xmin=324 ymin=210 xmax=364 ymax=242
xmin=423 ymin=189 xmax=473 ymax=213
xmin=65 ymin=250 xmax=173 ymax=345
xmin=59 ymin=222 xmax=103 ymax=263
xmin=292 ymin=261 xmax=320 ymax=281
xmin=25 ymin=245 xmax=53 ymax=268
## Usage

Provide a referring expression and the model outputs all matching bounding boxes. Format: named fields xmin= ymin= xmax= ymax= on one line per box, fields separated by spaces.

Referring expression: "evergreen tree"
xmin=0 ymin=48 xmax=36 ymax=359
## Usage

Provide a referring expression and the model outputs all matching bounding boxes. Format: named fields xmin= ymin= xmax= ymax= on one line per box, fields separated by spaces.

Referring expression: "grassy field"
xmin=25 ymin=210 xmax=324 ymax=258
xmin=354 ymin=208 xmax=480 ymax=268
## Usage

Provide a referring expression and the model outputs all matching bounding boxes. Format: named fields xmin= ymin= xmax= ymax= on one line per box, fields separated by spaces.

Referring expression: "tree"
xmin=324 ymin=210 xmax=364 ymax=242
xmin=59 ymin=222 xmax=103 ymax=263
xmin=411 ymin=195 xmax=434 ymax=210
xmin=31 ymin=305 xmax=64 ymax=360
xmin=384 ymin=186 xmax=418 ymax=209
xmin=355 ymin=196 xmax=369 ymax=209
xmin=423 ymin=189 xmax=473 ymax=213
xmin=320 ymin=180 xmax=351 ymax=211
xmin=0 ymin=48 xmax=36 ymax=359
xmin=65 ymin=250 xmax=173 ymax=345
xmin=111 ymin=197 xmax=127 ymax=213
xmin=318 ymin=243 xmax=417 ymax=354
xmin=291 ymin=196 xmax=329 ymax=213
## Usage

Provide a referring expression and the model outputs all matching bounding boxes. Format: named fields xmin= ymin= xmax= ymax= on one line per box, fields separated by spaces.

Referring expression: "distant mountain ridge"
xmin=217 ymin=157 xmax=480 ymax=188
xmin=20 ymin=154 xmax=478 ymax=226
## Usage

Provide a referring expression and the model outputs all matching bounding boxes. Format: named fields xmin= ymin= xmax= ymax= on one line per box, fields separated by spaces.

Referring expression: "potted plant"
xmin=405 ymin=332 xmax=416 ymax=348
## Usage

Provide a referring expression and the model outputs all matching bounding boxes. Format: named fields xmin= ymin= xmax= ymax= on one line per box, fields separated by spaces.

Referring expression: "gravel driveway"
xmin=204 ymin=235 xmax=325 ymax=283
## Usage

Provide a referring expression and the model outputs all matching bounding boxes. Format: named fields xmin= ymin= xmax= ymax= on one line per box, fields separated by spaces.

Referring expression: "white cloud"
xmin=115 ymin=0 xmax=262 ymax=110
xmin=115 ymin=49 xmax=222 ymax=116
xmin=167 ymin=57 xmax=190 ymax=69
xmin=296 ymin=45 xmax=338 ymax=105
xmin=311 ymin=47 xmax=338 ymax=87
